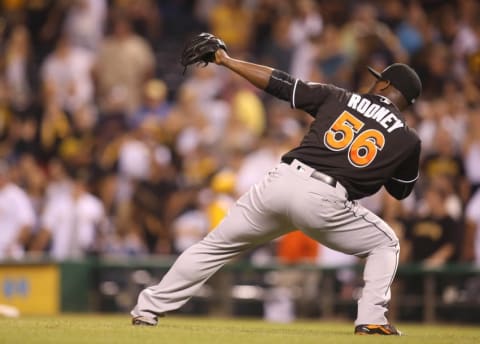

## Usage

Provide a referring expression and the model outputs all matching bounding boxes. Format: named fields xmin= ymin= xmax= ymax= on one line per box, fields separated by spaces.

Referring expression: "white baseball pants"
xmin=131 ymin=159 xmax=399 ymax=325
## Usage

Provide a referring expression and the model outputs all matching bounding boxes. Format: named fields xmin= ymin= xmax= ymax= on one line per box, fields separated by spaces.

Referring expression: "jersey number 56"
xmin=324 ymin=111 xmax=385 ymax=168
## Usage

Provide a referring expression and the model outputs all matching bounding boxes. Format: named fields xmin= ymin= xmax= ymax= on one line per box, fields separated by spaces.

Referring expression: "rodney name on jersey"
xmin=346 ymin=94 xmax=405 ymax=133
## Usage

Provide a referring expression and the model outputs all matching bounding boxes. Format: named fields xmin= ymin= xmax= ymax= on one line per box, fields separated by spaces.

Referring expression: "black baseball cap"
xmin=367 ymin=63 xmax=422 ymax=105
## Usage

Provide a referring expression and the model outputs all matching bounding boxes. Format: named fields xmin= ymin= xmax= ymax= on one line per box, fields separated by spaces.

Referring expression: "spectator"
xmin=130 ymin=79 xmax=170 ymax=128
xmin=63 ymin=0 xmax=107 ymax=51
xmin=117 ymin=0 xmax=162 ymax=45
xmin=41 ymin=34 xmax=95 ymax=113
xmin=250 ymin=0 xmax=289 ymax=60
xmin=205 ymin=168 xmax=236 ymax=229
xmin=434 ymin=2 xmax=479 ymax=80
xmin=463 ymin=107 xmax=480 ymax=195
xmin=58 ymin=104 xmax=97 ymax=171
xmin=317 ymin=244 xmax=359 ymax=304
xmin=10 ymin=112 xmax=40 ymax=159
xmin=129 ymin=155 xmax=183 ymax=255
xmin=421 ymin=175 xmax=463 ymax=222
xmin=403 ymin=185 xmax=457 ymax=268
xmin=277 ymin=231 xmax=318 ymax=265
xmin=260 ymin=15 xmax=294 ymax=72
xmin=7 ymin=0 xmax=67 ymax=62
xmin=235 ymin=137 xmax=283 ymax=196
xmin=15 ymin=154 xmax=47 ymax=214
xmin=464 ymin=188 xmax=480 ymax=263
xmin=0 ymin=162 xmax=35 ymax=260
xmin=288 ymin=0 xmax=323 ymax=47
xmin=0 ymin=79 xmax=13 ymax=154
xmin=169 ymin=88 xmax=221 ymax=176
xmin=421 ymin=127 xmax=470 ymax=202
xmin=394 ymin=1 xmax=427 ymax=55
xmin=30 ymin=173 xmax=105 ymax=260
xmin=182 ymin=64 xmax=225 ymax=104
xmin=263 ymin=230 xmax=319 ymax=323
xmin=37 ymin=94 xmax=72 ymax=162
xmin=4 ymin=25 xmax=36 ymax=112
xmin=95 ymin=15 xmax=155 ymax=115
xmin=172 ymin=198 xmax=210 ymax=254
xmin=182 ymin=67 xmax=230 ymax=145
xmin=227 ymin=73 xmax=266 ymax=138
xmin=399 ymin=181 xmax=462 ymax=321
xmin=45 ymin=158 xmax=72 ymax=201
xmin=116 ymin=119 xmax=163 ymax=205
xmin=314 ymin=24 xmax=350 ymax=87
xmin=208 ymin=0 xmax=253 ymax=54
xmin=289 ymin=0 xmax=323 ymax=80
xmin=343 ymin=2 xmax=407 ymax=64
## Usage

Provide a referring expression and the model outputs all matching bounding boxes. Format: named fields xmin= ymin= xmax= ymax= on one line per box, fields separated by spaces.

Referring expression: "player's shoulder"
xmin=305 ymin=82 xmax=350 ymax=102
xmin=399 ymin=120 xmax=421 ymax=146
xmin=362 ymin=93 xmax=400 ymax=109
xmin=399 ymin=127 xmax=422 ymax=156
xmin=394 ymin=122 xmax=421 ymax=150
xmin=406 ymin=126 xmax=421 ymax=141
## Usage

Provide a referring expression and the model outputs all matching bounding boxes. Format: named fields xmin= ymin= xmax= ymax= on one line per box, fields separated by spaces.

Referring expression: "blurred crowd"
xmin=0 ymin=0 xmax=479 ymax=273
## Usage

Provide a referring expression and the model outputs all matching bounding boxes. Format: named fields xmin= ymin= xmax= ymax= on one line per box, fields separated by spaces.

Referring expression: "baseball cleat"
xmin=131 ymin=316 xmax=158 ymax=326
xmin=354 ymin=324 xmax=402 ymax=336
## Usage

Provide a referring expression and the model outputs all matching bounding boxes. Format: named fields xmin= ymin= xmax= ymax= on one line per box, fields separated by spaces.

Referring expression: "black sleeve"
xmin=265 ymin=69 xmax=333 ymax=116
xmin=385 ymin=139 xmax=421 ymax=200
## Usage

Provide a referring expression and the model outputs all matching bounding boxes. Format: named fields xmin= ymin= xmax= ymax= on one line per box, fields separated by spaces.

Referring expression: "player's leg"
xmin=131 ymin=166 xmax=294 ymax=323
xmin=291 ymin=181 xmax=399 ymax=329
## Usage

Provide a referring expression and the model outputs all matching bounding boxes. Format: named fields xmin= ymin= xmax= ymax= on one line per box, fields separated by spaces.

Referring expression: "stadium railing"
xmin=1 ymin=257 xmax=480 ymax=322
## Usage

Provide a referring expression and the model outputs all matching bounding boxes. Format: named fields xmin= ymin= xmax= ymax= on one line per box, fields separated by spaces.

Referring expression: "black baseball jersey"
xmin=266 ymin=70 xmax=421 ymax=200
xmin=404 ymin=215 xmax=457 ymax=262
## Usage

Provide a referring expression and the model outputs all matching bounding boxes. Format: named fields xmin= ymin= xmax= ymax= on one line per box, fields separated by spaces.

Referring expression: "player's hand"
xmin=180 ymin=33 xmax=228 ymax=73
xmin=214 ymin=48 xmax=229 ymax=65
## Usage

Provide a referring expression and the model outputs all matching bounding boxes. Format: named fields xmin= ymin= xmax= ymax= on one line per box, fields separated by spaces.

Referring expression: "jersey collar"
xmin=373 ymin=94 xmax=400 ymax=112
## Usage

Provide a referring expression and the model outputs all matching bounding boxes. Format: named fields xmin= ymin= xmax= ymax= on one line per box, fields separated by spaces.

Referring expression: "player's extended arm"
xmin=214 ymin=49 xmax=273 ymax=90
xmin=214 ymin=49 xmax=327 ymax=115
xmin=182 ymin=33 xmax=326 ymax=114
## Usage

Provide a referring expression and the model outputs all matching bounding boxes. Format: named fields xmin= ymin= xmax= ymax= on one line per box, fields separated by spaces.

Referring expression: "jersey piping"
xmin=391 ymin=173 xmax=419 ymax=183
xmin=291 ymin=79 xmax=299 ymax=108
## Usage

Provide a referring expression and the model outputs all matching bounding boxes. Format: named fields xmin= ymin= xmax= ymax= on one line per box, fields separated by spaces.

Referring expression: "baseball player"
xmin=131 ymin=33 xmax=422 ymax=336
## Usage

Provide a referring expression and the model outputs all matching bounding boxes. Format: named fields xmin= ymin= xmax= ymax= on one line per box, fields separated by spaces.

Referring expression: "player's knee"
xmin=377 ymin=239 xmax=399 ymax=255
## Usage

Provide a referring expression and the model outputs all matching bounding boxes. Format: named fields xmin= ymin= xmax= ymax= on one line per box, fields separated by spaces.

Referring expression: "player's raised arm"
xmin=181 ymin=33 xmax=330 ymax=116
xmin=214 ymin=49 xmax=273 ymax=90
xmin=181 ymin=32 xmax=273 ymax=89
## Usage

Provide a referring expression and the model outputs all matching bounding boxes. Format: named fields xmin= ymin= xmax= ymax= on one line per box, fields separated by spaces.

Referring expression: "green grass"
xmin=0 ymin=315 xmax=479 ymax=344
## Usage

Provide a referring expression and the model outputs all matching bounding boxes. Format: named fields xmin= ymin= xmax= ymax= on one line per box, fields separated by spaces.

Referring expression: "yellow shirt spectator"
xmin=232 ymin=89 xmax=266 ymax=137
xmin=209 ymin=0 xmax=252 ymax=53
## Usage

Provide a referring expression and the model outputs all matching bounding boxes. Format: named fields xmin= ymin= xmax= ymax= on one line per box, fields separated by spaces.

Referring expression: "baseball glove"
xmin=180 ymin=33 xmax=227 ymax=74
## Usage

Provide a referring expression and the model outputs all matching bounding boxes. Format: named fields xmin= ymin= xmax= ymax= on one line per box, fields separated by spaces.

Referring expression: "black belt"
xmin=283 ymin=158 xmax=337 ymax=187
xmin=311 ymin=170 xmax=337 ymax=187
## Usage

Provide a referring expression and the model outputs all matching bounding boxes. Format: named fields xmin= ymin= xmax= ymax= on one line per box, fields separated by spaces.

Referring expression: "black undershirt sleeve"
xmin=265 ymin=69 xmax=296 ymax=104
xmin=265 ymin=70 xmax=333 ymax=116
xmin=385 ymin=140 xmax=421 ymax=200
